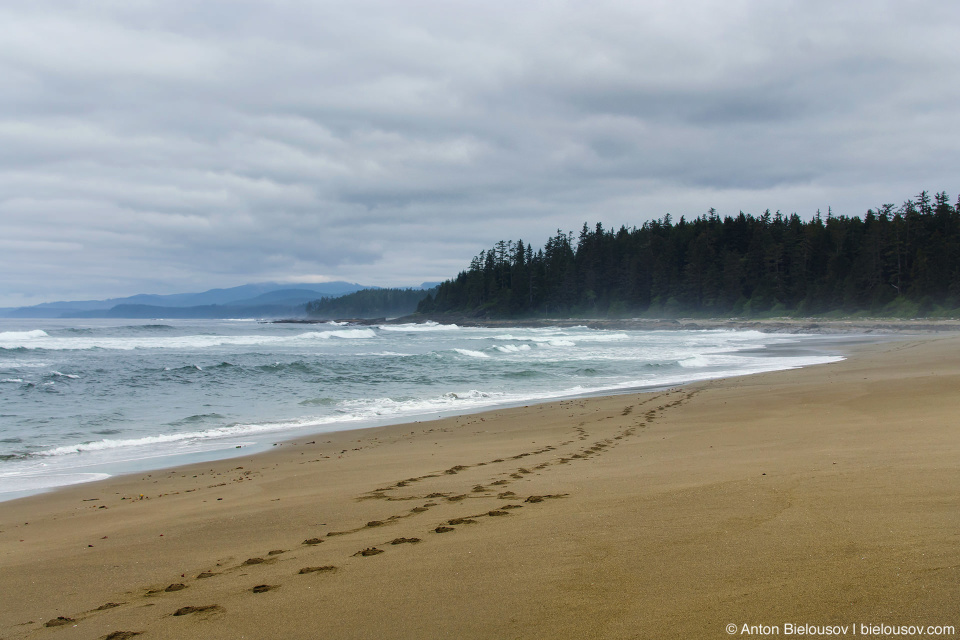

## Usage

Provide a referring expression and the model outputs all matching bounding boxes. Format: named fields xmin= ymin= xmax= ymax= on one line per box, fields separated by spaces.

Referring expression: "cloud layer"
xmin=2 ymin=0 xmax=959 ymax=305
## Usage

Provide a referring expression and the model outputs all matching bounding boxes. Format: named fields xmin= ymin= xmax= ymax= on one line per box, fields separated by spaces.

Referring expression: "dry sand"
xmin=1 ymin=335 xmax=959 ymax=639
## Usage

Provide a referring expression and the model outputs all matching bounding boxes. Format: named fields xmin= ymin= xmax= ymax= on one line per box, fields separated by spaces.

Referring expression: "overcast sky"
xmin=2 ymin=0 xmax=959 ymax=307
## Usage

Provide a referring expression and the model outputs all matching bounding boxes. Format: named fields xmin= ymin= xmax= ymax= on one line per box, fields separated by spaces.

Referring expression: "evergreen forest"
xmin=306 ymin=287 xmax=432 ymax=319
xmin=418 ymin=191 xmax=960 ymax=319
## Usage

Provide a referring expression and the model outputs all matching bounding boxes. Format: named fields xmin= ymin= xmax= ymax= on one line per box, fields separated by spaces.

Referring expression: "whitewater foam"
xmin=0 ymin=328 xmax=376 ymax=351
xmin=37 ymin=420 xmax=313 ymax=458
xmin=378 ymin=322 xmax=459 ymax=332
xmin=488 ymin=334 xmax=578 ymax=347
xmin=296 ymin=329 xmax=377 ymax=340
xmin=0 ymin=329 xmax=50 ymax=347
xmin=453 ymin=348 xmax=490 ymax=358
xmin=495 ymin=344 xmax=532 ymax=353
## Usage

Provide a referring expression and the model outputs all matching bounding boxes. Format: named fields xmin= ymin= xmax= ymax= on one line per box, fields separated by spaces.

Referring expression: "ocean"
xmin=0 ymin=318 xmax=847 ymax=500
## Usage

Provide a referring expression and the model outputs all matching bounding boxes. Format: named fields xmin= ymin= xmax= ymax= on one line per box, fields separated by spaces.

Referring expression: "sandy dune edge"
xmin=2 ymin=335 xmax=958 ymax=639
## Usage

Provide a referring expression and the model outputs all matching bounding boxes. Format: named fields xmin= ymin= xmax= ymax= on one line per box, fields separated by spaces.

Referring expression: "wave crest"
xmin=378 ymin=322 xmax=459 ymax=332
xmin=453 ymin=348 xmax=489 ymax=358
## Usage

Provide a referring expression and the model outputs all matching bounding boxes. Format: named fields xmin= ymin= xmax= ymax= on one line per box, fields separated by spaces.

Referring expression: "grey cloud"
xmin=1 ymin=0 xmax=959 ymax=306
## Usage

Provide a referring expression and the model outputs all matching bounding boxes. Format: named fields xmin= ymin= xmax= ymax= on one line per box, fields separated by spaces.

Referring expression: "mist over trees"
xmin=418 ymin=191 xmax=960 ymax=318
xmin=306 ymin=288 xmax=432 ymax=319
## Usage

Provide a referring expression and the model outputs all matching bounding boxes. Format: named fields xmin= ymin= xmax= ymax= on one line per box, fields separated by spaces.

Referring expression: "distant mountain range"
xmin=0 ymin=282 xmax=439 ymax=319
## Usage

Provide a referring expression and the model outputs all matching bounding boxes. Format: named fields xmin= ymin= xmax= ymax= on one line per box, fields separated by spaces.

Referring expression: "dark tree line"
xmin=306 ymin=288 xmax=432 ymax=319
xmin=418 ymin=191 xmax=960 ymax=318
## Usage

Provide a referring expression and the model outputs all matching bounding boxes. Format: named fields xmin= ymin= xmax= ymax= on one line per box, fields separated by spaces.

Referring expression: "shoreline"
xmin=0 ymin=330 xmax=865 ymax=504
xmin=282 ymin=315 xmax=960 ymax=334
xmin=3 ymin=332 xmax=959 ymax=638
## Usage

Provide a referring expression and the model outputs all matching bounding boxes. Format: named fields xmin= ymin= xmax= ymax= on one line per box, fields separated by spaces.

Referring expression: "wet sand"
xmin=1 ymin=334 xmax=958 ymax=639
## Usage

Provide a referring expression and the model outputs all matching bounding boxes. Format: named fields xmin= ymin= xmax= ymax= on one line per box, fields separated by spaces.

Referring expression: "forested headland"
xmin=418 ymin=191 xmax=960 ymax=319
xmin=306 ymin=287 xmax=432 ymax=319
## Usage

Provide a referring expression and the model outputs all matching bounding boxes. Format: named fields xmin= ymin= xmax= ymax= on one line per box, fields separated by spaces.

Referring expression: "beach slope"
xmin=2 ymin=335 xmax=958 ymax=639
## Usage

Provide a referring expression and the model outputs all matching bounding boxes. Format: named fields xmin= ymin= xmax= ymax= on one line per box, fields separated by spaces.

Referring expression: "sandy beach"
xmin=2 ymin=334 xmax=959 ymax=639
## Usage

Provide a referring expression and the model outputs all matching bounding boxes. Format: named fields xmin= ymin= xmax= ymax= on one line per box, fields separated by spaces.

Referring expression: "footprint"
xmin=242 ymin=558 xmax=266 ymax=566
xmin=299 ymin=566 xmax=337 ymax=574
xmin=102 ymin=632 xmax=142 ymax=640
xmin=172 ymin=605 xmax=221 ymax=617
xmin=353 ymin=547 xmax=384 ymax=557
xmin=146 ymin=583 xmax=186 ymax=595
xmin=434 ymin=526 xmax=455 ymax=533
xmin=525 ymin=494 xmax=567 ymax=503
xmin=251 ymin=585 xmax=277 ymax=593
xmin=389 ymin=537 xmax=421 ymax=545
xmin=44 ymin=617 xmax=75 ymax=627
